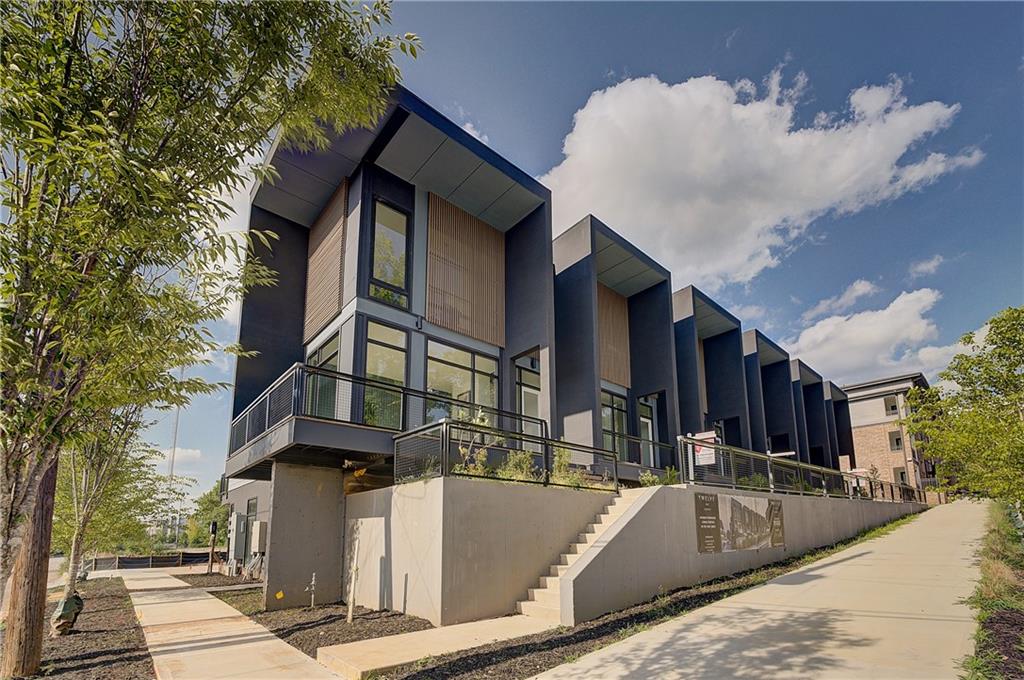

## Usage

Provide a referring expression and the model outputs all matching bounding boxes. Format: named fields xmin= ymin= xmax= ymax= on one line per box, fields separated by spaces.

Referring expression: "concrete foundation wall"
xmin=344 ymin=477 xmax=613 ymax=626
xmin=264 ymin=463 xmax=345 ymax=611
xmin=562 ymin=484 xmax=926 ymax=625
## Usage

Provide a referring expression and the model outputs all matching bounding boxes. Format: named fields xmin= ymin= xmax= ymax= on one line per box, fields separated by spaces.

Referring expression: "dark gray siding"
xmin=791 ymin=380 xmax=811 ymax=464
xmin=628 ymin=280 xmax=681 ymax=446
xmin=802 ymin=382 xmax=832 ymax=468
xmin=673 ymin=318 xmax=702 ymax=436
xmin=762 ymin=361 xmax=799 ymax=456
xmin=703 ymin=329 xmax=752 ymax=449
xmin=232 ymin=207 xmax=308 ymax=418
xmin=744 ymin=353 xmax=768 ymax=452
xmin=554 ymin=257 xmax=600 ymax=446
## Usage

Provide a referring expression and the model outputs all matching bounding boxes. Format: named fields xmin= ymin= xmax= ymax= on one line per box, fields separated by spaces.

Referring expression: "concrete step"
xmin=577 ymin=531 xmax=599 ymax=545
xmin=526 ymin=587 xmax=559 ymax=607
xmin=557 ymin=552 xmax=581 ymax=567
xmin=537 ymin=575 xmax=560 ymax=589
xmin=516 ymin=599 xmax=561 ymax=622
xmin=566 ymin=542 xmax=590 ymax=555
xmin=549 ymin=563 xmax=570 ymax=577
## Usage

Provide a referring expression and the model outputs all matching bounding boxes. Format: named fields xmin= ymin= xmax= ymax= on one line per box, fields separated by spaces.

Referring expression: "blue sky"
xmin=152 ymin=2 xmax=1023 ymax=495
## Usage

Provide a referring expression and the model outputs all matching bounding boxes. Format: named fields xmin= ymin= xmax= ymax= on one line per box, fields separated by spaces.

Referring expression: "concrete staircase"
xmin=515 ymin=487 xmax=646 ymax=623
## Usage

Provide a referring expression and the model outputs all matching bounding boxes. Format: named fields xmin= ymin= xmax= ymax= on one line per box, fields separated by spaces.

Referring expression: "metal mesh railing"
xmin=394 ymin=420 xmax=618 ymax=492
xmin=679 ymin=435 xmax=925 ymax=503
xmin=603 ymin=431 xmax=679 ymax=471
xmin=228 ymin=364 xmax=548 ymax=456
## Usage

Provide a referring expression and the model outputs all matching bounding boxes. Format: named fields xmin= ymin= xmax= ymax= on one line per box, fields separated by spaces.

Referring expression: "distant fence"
xmin=88 ymin=551 xmax=226 ymax=571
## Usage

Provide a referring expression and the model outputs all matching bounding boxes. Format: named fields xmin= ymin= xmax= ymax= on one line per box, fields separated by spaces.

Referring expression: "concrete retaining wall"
xmin=344 ymin=476 xmax=613 ymax=626
xmin=561 ymin=483 xmax=927 ymax=625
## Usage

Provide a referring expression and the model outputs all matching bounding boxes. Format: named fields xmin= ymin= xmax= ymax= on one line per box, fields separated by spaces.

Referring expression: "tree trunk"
xmin=62 ymin=529 xmax=85 ymax=600
xmin=0 ymin=459 xmax=58 ymax=679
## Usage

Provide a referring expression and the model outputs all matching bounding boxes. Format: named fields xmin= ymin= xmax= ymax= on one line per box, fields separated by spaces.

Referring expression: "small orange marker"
xmin=275 ymin=591 xmax=284 ymax=600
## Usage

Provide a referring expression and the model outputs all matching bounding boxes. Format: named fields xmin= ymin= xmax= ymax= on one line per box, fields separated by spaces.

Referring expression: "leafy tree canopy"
xmin=906 ymin=307 xmax=1024 ymax=505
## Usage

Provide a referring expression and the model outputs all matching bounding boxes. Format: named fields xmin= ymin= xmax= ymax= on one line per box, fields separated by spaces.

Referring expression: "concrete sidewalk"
xmin=535 ymin=500 xmax=987 ymax=680
xmin=100 ymin=568 xmax=339 ymax=679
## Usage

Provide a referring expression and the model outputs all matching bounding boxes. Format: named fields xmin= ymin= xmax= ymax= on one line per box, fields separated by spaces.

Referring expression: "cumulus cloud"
xmin=460 ymin=121 xmax=490 ymax=144
xmin=801 ymin=279 xmax=881 ymax=322
xmin=908 ymin=254 xmax=945 ymax=279
xmin=784 ymin=288 xmax=964 ymax=384
xmin=159 ymin=447 xmax=203 ymax=466
xmin=541 ymin=69 xmax=983 ymax=290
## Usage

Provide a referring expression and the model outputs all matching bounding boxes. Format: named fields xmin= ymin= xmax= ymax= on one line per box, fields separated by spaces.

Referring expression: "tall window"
xmin=364 ymin=321 xmax=407 ymax=428
xmin=888 ymin=430 xmax=903 ymax=451
xmin=638 ymin=395 xmax=659 ymax=468
xmin=306 ymin=332 xmax=340 ymax=419
xmin=601 ymin=390 xmax=628 ymax=461
xmin=884 ymin=395 xmax=899 ymax=416
xmin=516 ymin=354 xmax=543 ymax=451
xmin=425 ymin=339 xmax=498 ymax=425
xmin=369 ymin=201 xmax=409 ymax=309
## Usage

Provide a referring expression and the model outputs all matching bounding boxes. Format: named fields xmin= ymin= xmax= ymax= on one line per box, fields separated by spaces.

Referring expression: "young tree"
xmin=1 ymin=2 xmax=416 ymax=674
xmin=51 ymin=409 xmax=184 ymax=599
xmin=906 ymin=307 xmax=1024 ymax=506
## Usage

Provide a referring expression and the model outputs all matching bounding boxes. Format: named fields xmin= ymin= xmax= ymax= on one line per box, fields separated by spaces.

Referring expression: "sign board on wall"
xmin=693 ymin=431 xmax=717 ymax=466
xmin=695 ymin=492 xmax=785 ymax=553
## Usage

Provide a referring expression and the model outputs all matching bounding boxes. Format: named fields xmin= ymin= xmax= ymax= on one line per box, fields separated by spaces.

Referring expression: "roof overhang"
xmin=589 ymin=217 xmax=669 ymax=297
xmin=252 ymin=87 xmax=547 ymax=232
xmin=791 ymin=359 xmax=823 ymax=386
xmin=742 ymin=329 xmax=789 ymax=366
xmin=674 ymin=286 xmax=741 ymax=339
xmin=827 ymin=381 xmax=848 ymax=402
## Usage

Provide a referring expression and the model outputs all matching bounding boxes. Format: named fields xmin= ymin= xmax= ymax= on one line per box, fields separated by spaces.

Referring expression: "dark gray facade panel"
xmin=627 ymin=280 xmax=681 ymax=443
xmin=743 ymin=354 xmax=768 ymax=453
xmin=825 ymin=400 xmax=840 ymax=469
xmin=673 ymin=318 xmax=702 ymax=436
xmin=761 ymin=361 xmax=799 ymax=456
xmin=834 ymin=399 xmax=855 ymax=466
xmin=702 ymin=329 xmax=752 ymax=450
xmin=232 ymin=207 xmax=309 ymax=418
xmin=553 ymin=258 xmax=600 ymax=447
xmin=791 ymin=381 xmax=811 ymax=464
xmin=504 ymin=203 xmax=558 ymax=426
xmin=802 ymin=382 xmax=832 ymax=468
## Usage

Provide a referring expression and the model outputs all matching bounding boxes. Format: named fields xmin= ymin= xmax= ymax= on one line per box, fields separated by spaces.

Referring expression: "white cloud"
xmin=541 ymin=69 xmax=983 ymax=291
xmin=730 ymin=303 xmax=767 ymax=321
xmin=784 ymin=288 xmax=964 ymax=384
xmin=801 ymin=279 xmax=881 ymax=322
xmin=908 ymin=254 xmax=945 ymax=279
xmin=159 ymin=447 xmax=203 ymax=468
xmin=460 ymin=121 xmax=489 ymax=144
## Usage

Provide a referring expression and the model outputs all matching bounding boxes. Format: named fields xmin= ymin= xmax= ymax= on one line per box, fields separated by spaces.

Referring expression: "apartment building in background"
xmin=840 ymin=373 xmax=932 ymax=488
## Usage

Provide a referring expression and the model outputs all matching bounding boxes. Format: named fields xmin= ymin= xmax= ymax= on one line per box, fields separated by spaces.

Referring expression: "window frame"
xmin=368 ymin=197 xmax=412 ymax=310
xmin=364 ymin=319 xmax=409 ymax=386
xmin=425 ymin=336 xmax=499 ymax=410
xmin=601 ymin=389 xmax=629 ymax=460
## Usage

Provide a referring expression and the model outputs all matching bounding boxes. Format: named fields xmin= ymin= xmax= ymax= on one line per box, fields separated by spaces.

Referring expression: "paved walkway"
xmin=105 ymin=568 xmax=339 ymax=679
xmin=535 ymin=500 xmax=987 ymax=680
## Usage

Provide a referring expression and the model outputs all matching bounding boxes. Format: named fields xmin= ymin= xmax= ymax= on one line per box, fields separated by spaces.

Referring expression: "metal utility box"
xmin=250 ymin=520 xmax=268 ymax=554
xmin=227 ymin=512 xmax=246 ymax=561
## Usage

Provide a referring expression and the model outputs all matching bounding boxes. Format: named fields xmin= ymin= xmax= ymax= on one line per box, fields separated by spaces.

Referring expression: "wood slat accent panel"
xmin=426 ymin=193 xmax=505 ymax=347
xmin=597 ymin=284 xmax=631 ymax=388
xmin=303 ymin=179 xmax=347 ymax=343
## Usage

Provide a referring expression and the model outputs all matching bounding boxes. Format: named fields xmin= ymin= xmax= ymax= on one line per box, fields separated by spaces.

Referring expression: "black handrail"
xmin=228 ymin=363 xmax=549 ymax=456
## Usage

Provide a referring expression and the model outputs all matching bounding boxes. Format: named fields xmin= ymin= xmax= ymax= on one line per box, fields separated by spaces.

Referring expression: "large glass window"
xmin=306 ymin=332 xmax=341 ymax=419
xmin=601 ymin=390 xmax=628 ymax=461
xmin=364 ymin=321 xmax=407 ymax=428
xmin=369 ymin=201 xmax=409 ymax=309
xmin=426 ymin=339 xmax=498 ymax=425
xmin=638 ymin=395 xmax=659 ymax=468
xmin=516 ymin=355 xmax=543 ymax=451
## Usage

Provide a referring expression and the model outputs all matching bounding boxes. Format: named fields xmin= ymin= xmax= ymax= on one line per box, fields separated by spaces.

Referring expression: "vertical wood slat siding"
xmin=303 ymin=179 xmax=348 ymax=343
xmin=597 ymin=283 xmax=631 ymax=388
xmin=426 ymin=193 xmax=505 ymax=347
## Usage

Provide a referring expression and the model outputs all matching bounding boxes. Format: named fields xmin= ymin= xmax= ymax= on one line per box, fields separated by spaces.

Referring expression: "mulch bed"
xmin=213 ymin=587 xmax=433 ymax=658
xmin=979 ymin=608 xmax=1024 ymax=679
xmin=175 ymin=572 xmax=257 ymax=588
xmin=37 ymin=577 xmax=154 ymax=679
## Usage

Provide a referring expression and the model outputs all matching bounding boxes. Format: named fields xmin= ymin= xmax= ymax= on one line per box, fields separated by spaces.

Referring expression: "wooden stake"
xmin=346 ymin=536 xmax=359 ymax=624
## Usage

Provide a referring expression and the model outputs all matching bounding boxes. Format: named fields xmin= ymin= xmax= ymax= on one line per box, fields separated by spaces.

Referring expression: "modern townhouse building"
xmin=551 ymin=215 xmax=681 ymax=481
xmin=672 ymin=286 xmax=752 ymax=449
xmin=217 ymin=86 xmax=880 ymax=626
xmin=841 ymin=373 xmax=932 ymax=488
xmin=223 ymin=86 xmax=560 ymax=608
xmin=790 ymin=359 xmax=835 ymax=467
xmin=742 ymin=329 xmax=800 ymax=455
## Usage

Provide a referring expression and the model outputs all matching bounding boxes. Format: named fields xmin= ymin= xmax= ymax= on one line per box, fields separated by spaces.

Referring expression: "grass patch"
xmin=961 ymin=502 xmax=1024 ymax=679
